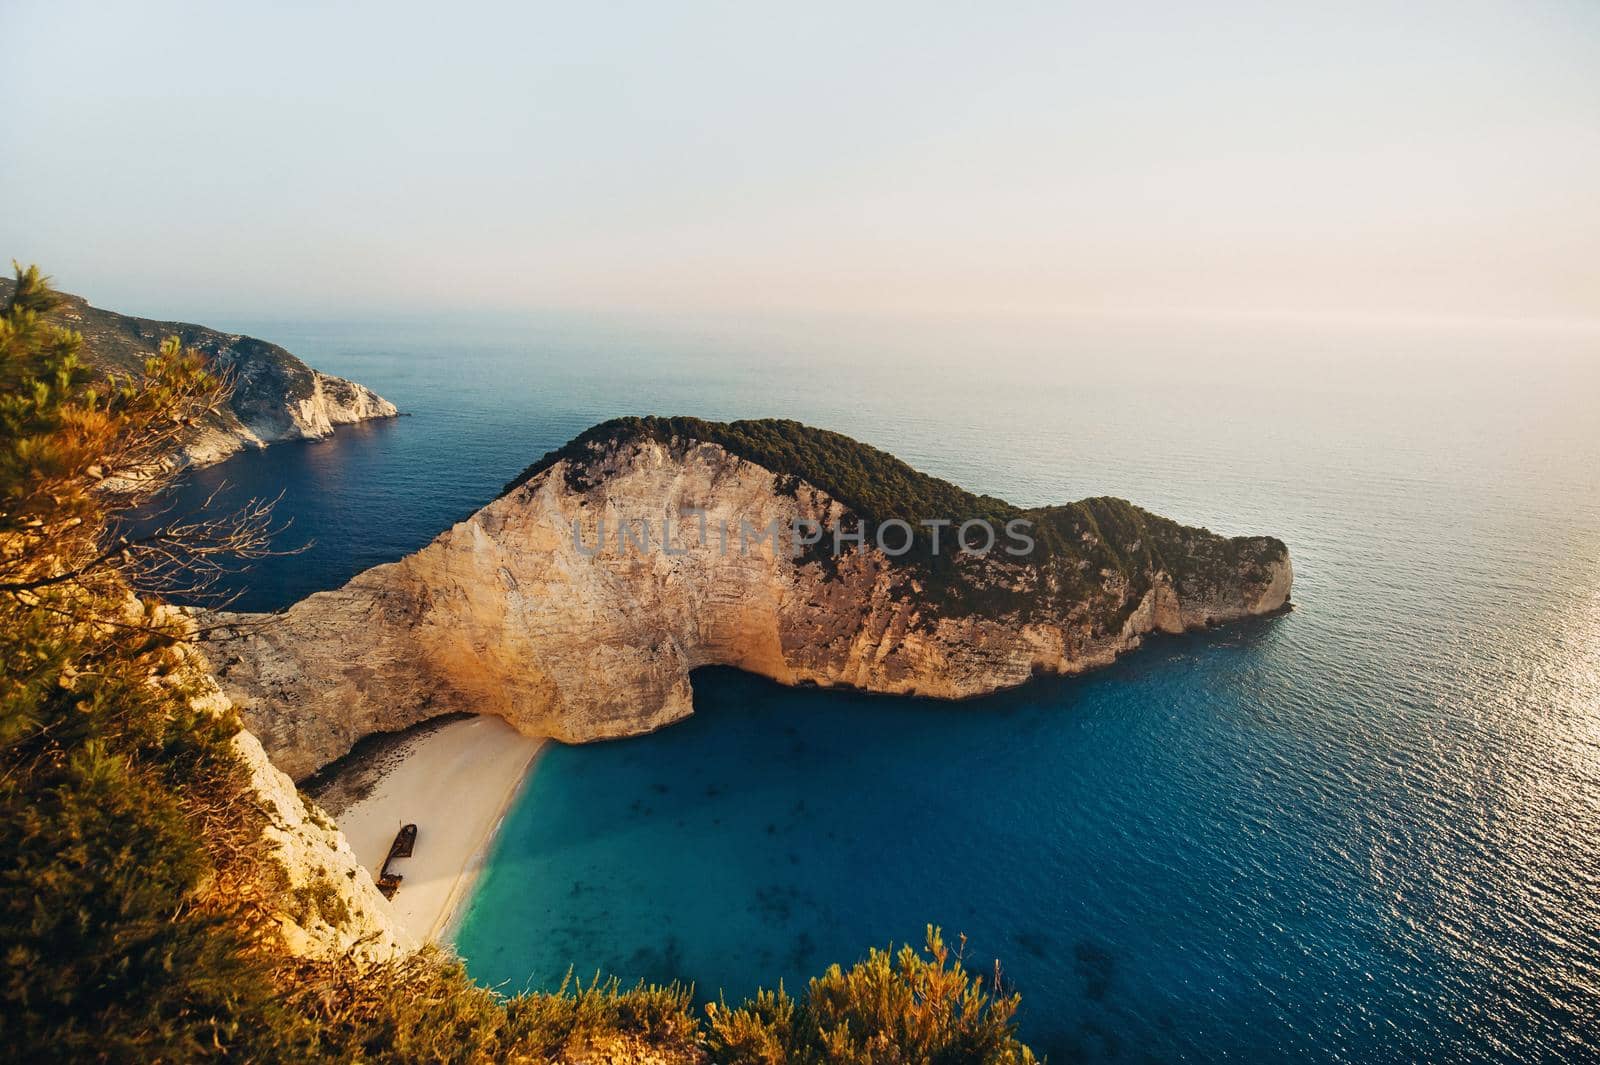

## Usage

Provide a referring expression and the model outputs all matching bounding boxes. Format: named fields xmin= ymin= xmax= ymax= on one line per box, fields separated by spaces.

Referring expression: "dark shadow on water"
xmin=1073 ymin=938 xmax=1117 ymax=1002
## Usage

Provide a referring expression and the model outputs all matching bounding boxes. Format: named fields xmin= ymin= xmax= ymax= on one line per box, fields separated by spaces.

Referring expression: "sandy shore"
xmin=321 ymin=716 xmax=544 ymax=943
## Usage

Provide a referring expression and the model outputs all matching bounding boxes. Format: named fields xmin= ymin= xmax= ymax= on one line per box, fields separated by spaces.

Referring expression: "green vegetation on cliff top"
xmin=508 ymin=415 xmax=1286 ymax=624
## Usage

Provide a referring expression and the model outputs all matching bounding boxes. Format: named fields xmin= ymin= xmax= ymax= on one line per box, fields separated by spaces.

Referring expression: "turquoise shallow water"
xmin=157 ymin=311 xmax=1600 ymax=1060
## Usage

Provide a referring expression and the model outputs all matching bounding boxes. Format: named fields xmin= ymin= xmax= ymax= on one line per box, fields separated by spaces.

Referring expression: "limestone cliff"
xmin=0 ymin=276 xmax=398 ymax=467
xmin=207 ymin=418 xmax=1292 ymax=780
xmin=167 ymin=632 xmax=411 ymax=964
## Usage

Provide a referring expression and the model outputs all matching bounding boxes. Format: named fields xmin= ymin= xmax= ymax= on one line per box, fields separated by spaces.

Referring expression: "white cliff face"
xmin=170 ymin=636 xmax=412 ymax=963
xmin=180 ymin=371 xmax=399 ymax=468
xmin=207 ymin=437 xmax=1291 ymax=781
xmin=293 ymin=371 xmax=401 ymax=436
xmin=231 ymin=726 xmax=415 ymax=962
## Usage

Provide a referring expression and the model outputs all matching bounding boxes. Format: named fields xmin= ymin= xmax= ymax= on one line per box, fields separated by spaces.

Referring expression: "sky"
xmin=3 ymin=1 xmax=1598 ymax=324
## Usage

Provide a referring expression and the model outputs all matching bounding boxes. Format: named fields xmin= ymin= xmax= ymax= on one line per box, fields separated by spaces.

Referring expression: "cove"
xmin=453 ymin=624 xmax=1452 ymax=1063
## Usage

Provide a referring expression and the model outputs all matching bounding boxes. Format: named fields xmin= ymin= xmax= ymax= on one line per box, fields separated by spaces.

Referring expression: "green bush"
xmin=273 ymin=950 xmax=699 ymax=1062
xmin=706 ymin=928 xmax=1037 ymax=1065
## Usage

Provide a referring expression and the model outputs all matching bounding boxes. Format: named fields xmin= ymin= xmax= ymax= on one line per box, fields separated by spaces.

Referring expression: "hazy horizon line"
xmin=21 ymin=267 xmax=1600 ymax=339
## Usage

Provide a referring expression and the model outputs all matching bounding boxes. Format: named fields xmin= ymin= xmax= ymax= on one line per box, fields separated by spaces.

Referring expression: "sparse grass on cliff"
xmin=275 ymin=950 xmax=702 ymax=1063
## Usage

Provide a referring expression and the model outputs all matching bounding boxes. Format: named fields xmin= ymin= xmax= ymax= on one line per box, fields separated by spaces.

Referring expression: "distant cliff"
xmin=0 ymin=277 xmax=397 ymax=467
xmin=208 ymin=417 xmax=1292 ymax=779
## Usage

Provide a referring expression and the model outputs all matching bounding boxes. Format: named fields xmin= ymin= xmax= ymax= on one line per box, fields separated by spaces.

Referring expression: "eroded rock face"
xmin=168 ymin=632 xmax=410 ymax=963
xmin=207 ymin=432 xmax=1291 ymax=780
xmin=180 ymin=366 xmax=399 ymax=466
xmin=230 ymin=726 xmax=414 ymax=962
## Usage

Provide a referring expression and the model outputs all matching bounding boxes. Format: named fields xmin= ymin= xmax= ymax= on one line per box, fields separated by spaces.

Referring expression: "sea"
xmin=156 ymin=308 xmax=1600 ymax=1062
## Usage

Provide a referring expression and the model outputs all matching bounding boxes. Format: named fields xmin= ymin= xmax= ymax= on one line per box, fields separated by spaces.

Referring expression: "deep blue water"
xmin=161 ymin=310 xmax=1600 ymax=1061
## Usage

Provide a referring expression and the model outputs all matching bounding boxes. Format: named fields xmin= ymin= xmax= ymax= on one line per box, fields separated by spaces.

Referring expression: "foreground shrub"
xmin=274 ymin=950 xmax=698 ymax=1063
xmin=706 ymin=928 xmax=1037 ymax=1065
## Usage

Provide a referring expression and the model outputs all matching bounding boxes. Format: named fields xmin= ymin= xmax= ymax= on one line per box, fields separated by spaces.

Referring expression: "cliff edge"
xmin=208 ymin=417 xmax=1292 ymax=779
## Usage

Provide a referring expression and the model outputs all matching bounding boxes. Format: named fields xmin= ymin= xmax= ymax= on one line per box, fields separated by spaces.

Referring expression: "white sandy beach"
xmin=331 ymin=716 xmax=543 ymax=943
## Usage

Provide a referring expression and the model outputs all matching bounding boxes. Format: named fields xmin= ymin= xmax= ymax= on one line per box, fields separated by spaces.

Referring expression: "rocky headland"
xmin=0 ymin=276 xmax=397 ymax=466
xmin=207 ymin=417 xmax=1291 ymax=780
